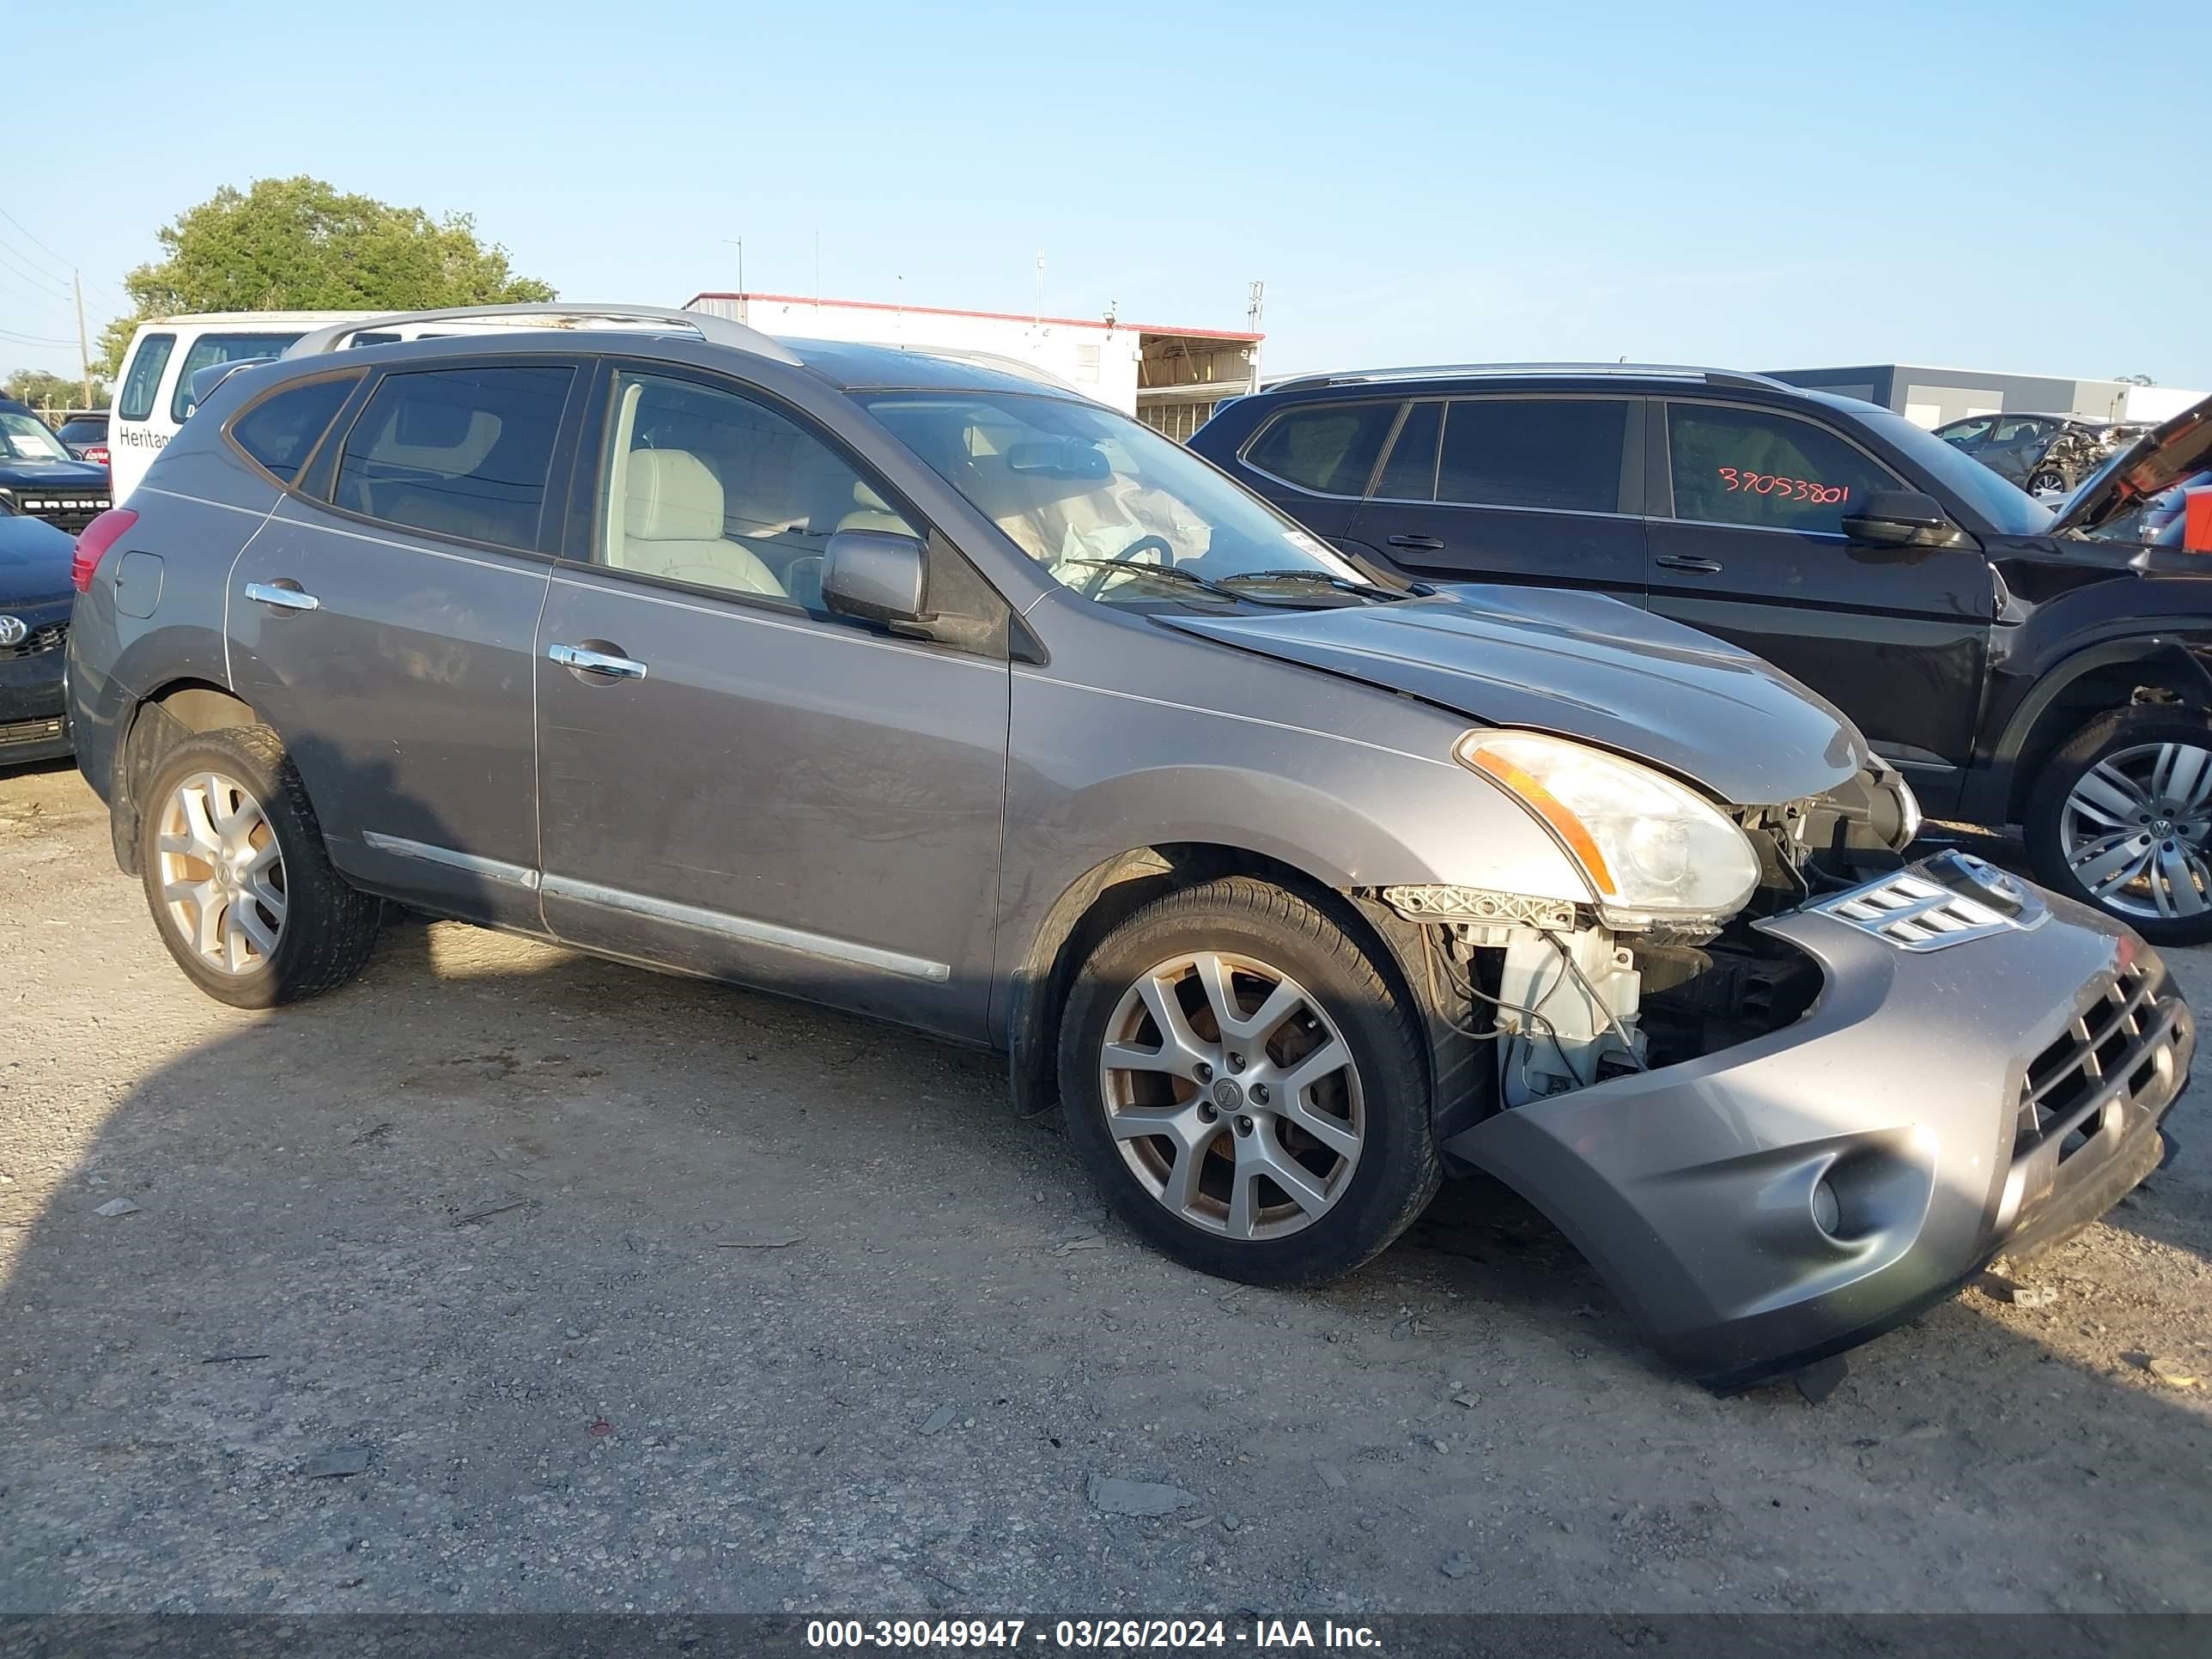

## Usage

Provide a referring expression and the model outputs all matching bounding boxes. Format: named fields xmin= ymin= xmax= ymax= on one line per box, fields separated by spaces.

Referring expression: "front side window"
xmin=1992 ymin=415 xmax=2050 ymax=446
xmin=1668 ymin=404 xmax=1903 ymax=533
xmin=1435 ymin=398 xmax=1629 ymax=513
xmin=331 ymin=364 xmax=574 ymax=551
xmin=230 ymin=375 xmax=362 ymax=483
xmin=860 ymin=389 xmax=1371 ymax=606
xmin=171 ymin=333 xmax=307 ymax=422
xmin=0 ymin=409 xmax=73 ymax=463
xmin=1242 ymin=401 xmax=1397 ymax=495
xmin=593 ymin=369 xmax=915 ymax=617
xmin=118 ymin=332 xmax=175 ymax=422
xmin=1938 ymin=416 xmax=1994 ymax=449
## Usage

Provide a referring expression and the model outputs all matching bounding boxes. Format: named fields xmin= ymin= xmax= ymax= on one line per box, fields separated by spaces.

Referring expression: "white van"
xmin=107 ymin=311 xmax=495 ymax=501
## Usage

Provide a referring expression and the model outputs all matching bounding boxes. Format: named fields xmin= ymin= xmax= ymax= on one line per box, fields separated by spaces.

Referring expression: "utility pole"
xmin=74 ymin=270 xmax=92 ymax=409
xmin=722 ymin=237 xmax=744 ymax=297
xmin=1246 ymin=279 xmax=1265 ymax=394
xmin=1035 ymin=250 xmax=1044 ymax=325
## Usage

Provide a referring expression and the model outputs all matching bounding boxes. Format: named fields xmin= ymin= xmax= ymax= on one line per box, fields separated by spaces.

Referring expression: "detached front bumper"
xmin=1443 ymin=857 xmax=2192 ymax=1389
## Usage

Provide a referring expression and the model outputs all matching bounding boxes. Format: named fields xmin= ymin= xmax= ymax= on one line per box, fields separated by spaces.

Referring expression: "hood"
xmin=1157 ymin=584 xmax=1868 ymax=805
xmin=0 ymin=507 xmax=77 ymax=604
xmin=0 ymin=456 xmax=109 ymax=489
xmin=2050 ymin=393 xmax=2212 ymax=538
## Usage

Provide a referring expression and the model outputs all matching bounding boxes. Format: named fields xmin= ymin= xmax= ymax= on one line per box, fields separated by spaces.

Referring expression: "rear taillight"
xmin=72 ymin=507 xmax=137 ymax=592
xmin=87 ymin=445 xmax=110 ymax=466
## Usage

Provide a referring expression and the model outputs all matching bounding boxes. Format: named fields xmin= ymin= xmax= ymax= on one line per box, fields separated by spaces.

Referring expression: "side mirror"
xmin=1841 ymin=489 xmax=1964 ymax=549
xmin=823 ymin=529 xmax=929 ymax=626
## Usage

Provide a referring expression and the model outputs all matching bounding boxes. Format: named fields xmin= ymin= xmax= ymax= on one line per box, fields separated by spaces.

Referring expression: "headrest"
xmin=624 ymin=450 xmax=724 ymax=541
xmin=854 ymin=480 xmax=892 ymax=512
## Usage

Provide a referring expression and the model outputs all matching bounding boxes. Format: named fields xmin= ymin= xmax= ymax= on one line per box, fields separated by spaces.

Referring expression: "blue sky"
xmin=4 ymin=1 xmax=2206 ymax=388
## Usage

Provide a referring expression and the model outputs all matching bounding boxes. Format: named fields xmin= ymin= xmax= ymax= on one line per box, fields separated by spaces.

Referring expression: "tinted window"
xmin=171 ymin=333 xmax=307 ymax=422
xmin=1243 ymin=401 xmax=1396 ymax=495
xmin=1937 ymin=416 xmax=1994 ymax=448
xmin=1668 ymin=404 xmax=1903 ymax=532
xmin=57 ymin=417 xmax=107 ymax=442
xmin=230 ymin=376 xmax=361 ymax=483
xmin=1374 ymin=401 xmax=1442 ymax=500
xmin=1436 ymin=398 xmax=1628 ymax=512
xmin=597 ymin=370 xmax=915 ymax=617
xmin=332 ymin=365 xmax=574 ymax=551
xmin=118 ymin=332 xmax=174 ymax=422
xmin=1992 ymin=415 xmax=2050 ymax=445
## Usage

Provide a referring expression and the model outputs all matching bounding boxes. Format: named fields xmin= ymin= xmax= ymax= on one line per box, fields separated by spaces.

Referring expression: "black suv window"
xmin=118 ymin=333 xmax=175 ymax=422
xmin=1435 ymin=398 xmax=1629 ymax=513
xmin=1668 ymin=403 xmax=1902 ymax=533
xmin=331 ymin=365 xmax=574 ymax=551
xmin=1373 ymin=401 xmax=1442 ymax=500
xmin=171 ymin=333 xmax=307 ymax=422
xmin=230 ymin=376 xmax=362 ymax=484
xmin=1243 ymin=401 xmax=1397 ymax=495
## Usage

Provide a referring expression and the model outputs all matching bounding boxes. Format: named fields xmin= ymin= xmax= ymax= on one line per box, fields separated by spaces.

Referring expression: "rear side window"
xmin=331 ymin=365 xmax=574 ymax=551
xmin=1436 ymin=398 xmax=1630 ymax=512
xmin=171 ymin=333 xmax=307 ymax=422
xmin=118 ymin=332 xmax=175 ymax=421
xmin=1243 ymin=401 xmax=1397 ymax=495
xmin=1668 ymin=404 xmax=1903 ymax=533
xmin=230 ymin=376 xmax=361 ymax=483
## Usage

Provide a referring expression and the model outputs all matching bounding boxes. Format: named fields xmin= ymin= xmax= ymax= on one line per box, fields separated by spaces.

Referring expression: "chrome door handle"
xmin=548 ymin=642 xmax=647 ymax=680
xmin=1653 ymin=555 xmax=1724 ymax=574
xmin=244 ymin=581 xmax=320 ymax=612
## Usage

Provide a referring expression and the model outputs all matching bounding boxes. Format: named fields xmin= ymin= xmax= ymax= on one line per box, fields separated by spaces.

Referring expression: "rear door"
xmin=228 ymin=356 xmax=586 ymax=928
xmin=1644 ymin=397 xmax=1996 ymax=777
xmin=1344 ymin=394 xmax=1648 ymax=595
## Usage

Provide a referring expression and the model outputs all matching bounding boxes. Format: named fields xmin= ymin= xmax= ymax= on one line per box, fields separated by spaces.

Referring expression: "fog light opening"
xmin=1811 ymin=1178 xmax=1842 ymax=1238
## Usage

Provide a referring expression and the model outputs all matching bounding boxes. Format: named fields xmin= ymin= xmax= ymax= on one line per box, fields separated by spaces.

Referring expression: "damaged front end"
xmin=1371 ymin=744 xmax=2191 ymax=1389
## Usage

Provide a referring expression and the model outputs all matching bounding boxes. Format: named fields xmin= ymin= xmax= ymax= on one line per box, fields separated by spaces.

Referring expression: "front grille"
xmin=12 ymin=492 xmax=110 ymax=535
xmin=0 ymin=620 xmax=65 ymax=661
xmin=1810 ymin=855 xmax=2049 ymax=952
xmin=2015 ymin=960 xmax=2176 ymax=1165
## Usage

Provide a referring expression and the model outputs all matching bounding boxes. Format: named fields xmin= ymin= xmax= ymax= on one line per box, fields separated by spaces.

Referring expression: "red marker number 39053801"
xmin=1717 ymin=466 xmax=1849 ymax=505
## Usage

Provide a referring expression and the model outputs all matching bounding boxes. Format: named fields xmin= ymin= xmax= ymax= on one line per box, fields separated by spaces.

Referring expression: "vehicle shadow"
xmin=2 ymin=789 xmax=2209 ymax=1613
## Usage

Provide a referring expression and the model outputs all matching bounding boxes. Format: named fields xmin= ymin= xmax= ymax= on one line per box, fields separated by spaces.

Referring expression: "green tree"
xmin=4 ymin=368 xmax=107 ymax=411
xmin=97 ymin=176 xmax=556 ymax=374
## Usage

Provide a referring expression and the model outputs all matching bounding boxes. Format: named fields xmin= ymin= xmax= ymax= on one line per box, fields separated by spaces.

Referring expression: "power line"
xmin=0 ymin=241 xmax=72 ymax=301
xmin=0 ymin=204 xmax=128 ymax=304
xmin=0 ymin=326 xmax=80 ymax=347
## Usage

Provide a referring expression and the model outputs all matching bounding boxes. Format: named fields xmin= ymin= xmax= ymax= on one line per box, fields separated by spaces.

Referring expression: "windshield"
xmin=858 ymin=390 xmax=1375 ymax=605
xmin=0 ymin=410 xmax=74 ymax=464
xmin=1851 ymin=405 xmax=2052 ymax=535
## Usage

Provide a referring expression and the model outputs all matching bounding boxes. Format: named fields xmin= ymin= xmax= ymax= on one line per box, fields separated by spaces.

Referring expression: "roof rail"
xmin=281 ymin=302 xmax=805 ymax=367
xmin=1265 ymin=362 xmax=1792 ymax=394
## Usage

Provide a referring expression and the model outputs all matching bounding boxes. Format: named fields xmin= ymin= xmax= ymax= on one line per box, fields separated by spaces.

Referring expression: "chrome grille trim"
xmin=1808 ymin=855 xmax=2049 ymax=952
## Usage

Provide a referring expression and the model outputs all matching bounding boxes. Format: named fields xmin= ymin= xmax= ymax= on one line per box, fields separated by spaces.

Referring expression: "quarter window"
xmin=1435 ymin=398 xmax=1630 ymax=513
xmin=1668 ymin=404 xmax=1903 ymax=533
xmin=230 ymin=376 xmax=361 ymax=483
xmin=331 ymin=365 xmax=574 ymax=551
xmin=170 ymin=333 xmax=307 ymax=422
xmin=593 ymin=369 xmax=915 ymax=618
xmin=1243 ymin=402 xmax=1397 ymax=495
xmin=118 ymin=332 xmax=175 ymax=422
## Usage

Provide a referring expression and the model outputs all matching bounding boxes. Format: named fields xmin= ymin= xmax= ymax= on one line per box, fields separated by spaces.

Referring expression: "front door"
xmin=1644 ymin=398 xmax=1996 ymax=784
xmin=1345 ymin=395 xmax=1649 ymax=596
xmin=532 ymin=364 xmax=1012 ymax=1039
xmin=228 ymin=359 xmax=581 ymax=928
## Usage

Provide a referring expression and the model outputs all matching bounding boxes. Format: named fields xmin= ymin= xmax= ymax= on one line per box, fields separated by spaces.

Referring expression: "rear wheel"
xmin=2025 ymin=706 xmax=2212 ymax=945
xmin=1059 ymin=876 xmax=1440 ymax=1287
xmin=138 ymin=725 xmax=381 ymax=1007
xmin=2026 ymin=465 xmax=2070 ymax=496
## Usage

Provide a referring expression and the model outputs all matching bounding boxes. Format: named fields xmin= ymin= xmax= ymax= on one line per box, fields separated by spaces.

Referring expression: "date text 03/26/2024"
xmin=805 ymin=1619 xmax=1383 ymax=1650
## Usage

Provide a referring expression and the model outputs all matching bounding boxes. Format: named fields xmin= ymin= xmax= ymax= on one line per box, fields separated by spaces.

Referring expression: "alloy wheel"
xmin=2059 ymin=741 xmax=2212 ymax=921
xmin=2027 ymin=468 xmax=2069 ymax=496
xmin=1097 ymin=951 xmax=1363 ymax=1240
xmin=155 ymin=770 xmax=288 ymax=975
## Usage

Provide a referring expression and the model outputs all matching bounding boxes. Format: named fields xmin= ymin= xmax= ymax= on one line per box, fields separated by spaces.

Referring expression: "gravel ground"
xmin=2 ymin=759 xmax=2208 ymax=1614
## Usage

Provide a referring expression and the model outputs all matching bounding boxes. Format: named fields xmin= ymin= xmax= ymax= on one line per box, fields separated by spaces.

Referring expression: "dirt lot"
xmin=2 ymin=757 xmax=2209 ymax=1615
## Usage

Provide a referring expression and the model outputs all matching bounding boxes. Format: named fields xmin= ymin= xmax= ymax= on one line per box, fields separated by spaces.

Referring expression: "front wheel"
xmin=2025 ymin=706 xmax=2212 ymax=945
xmin=1058 ymin=876 xmax=1440 ymax=1287
xmin=2026 ymin=466 xmax=2071 ymax=496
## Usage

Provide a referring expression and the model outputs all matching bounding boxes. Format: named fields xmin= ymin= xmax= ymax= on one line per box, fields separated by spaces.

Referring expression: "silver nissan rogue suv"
xmin=64 ymin=305 xmax=2192 ymax=1389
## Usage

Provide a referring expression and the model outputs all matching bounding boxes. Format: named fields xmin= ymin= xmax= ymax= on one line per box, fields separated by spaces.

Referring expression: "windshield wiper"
xmin=1217 ymin=568 xmax=1415 ymax=600
xmin=1058 ymin=558 xmax=1247 ymax=602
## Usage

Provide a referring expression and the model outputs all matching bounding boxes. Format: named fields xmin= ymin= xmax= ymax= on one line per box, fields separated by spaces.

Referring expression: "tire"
xmin=137 ymin=724 xmax=382 ymax=1007
xmin=2026 ymin=466 xmax=2070 ymax=497
xmin=2025 ymin=705 xmax=2212 ymax=945
xmin=1058 ymin=876 xmax=1441 ymax=1287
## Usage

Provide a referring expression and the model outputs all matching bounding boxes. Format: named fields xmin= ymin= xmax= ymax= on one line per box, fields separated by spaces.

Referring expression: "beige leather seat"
xmin=615 ymin=449 xmax=785 ymax=598
xmin=836 ymin=480 xmax=915 ymax=536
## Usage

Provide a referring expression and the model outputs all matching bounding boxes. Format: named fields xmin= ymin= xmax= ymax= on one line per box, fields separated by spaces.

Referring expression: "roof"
xmin=689 ymin=291 xmax=1262 ymax=343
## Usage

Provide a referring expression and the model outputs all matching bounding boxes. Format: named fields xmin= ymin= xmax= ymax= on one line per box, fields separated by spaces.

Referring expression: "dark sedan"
xmin=0 ymin=496 xmax=76 ymax=763
xmin=1934 ymin=410 xmax=2148 ymax=496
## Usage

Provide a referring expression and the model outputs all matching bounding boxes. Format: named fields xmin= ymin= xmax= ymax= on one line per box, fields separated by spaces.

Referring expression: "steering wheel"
xmin=1078 ymin=534 xmax=1179 ymax=598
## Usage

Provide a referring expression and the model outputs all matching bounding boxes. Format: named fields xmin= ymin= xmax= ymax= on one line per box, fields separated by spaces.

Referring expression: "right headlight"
xmin=1455 ymin=731 xmax=1761 ymax=929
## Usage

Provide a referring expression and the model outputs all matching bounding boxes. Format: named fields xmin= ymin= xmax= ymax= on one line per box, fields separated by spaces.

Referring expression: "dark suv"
xmin=1192 ymin=368 xmax=2212 ymax=942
